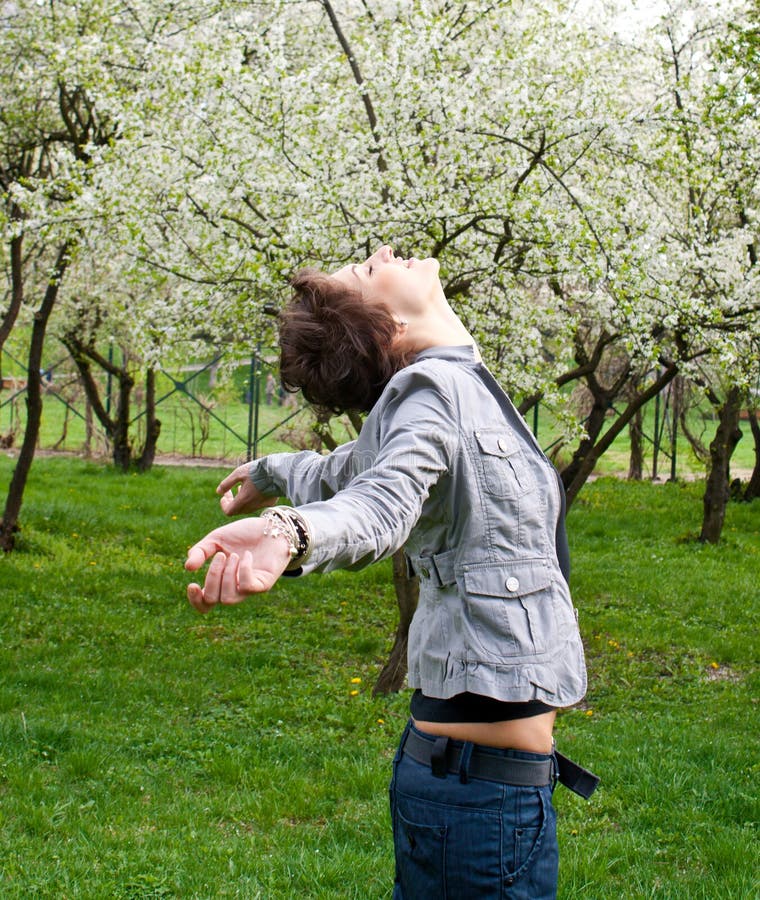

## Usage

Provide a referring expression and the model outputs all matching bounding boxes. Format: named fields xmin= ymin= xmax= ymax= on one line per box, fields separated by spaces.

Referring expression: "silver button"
xmin=419 ymin=566 xmax=430 ymax=579
xmin=498 ymin=438 xmax=508 ymax=452
xmin=506 ymin=576 xmax=520 ymax=592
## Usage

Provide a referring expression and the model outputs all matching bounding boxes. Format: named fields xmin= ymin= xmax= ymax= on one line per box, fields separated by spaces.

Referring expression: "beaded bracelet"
xmin=259 ymin=507 xmax=312 ymax=570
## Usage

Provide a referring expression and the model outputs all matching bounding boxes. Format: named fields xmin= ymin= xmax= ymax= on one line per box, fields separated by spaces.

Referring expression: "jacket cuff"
xmin=248 ymin=457 xmax=283 ymax=497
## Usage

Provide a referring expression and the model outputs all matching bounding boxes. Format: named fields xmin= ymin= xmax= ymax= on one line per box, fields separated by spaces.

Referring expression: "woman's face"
xmin=331 ymin=245 xmax=441 ymax=320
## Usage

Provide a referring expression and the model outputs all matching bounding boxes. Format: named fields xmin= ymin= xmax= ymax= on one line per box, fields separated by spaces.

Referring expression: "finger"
xmin=237 ymin=550 xmax=256 ymax=592
xmin=187 ymin=582 xmax=214 ymax=614
xmin=220 ymin=552 xmax=242 ymax=604
xmin=238 ymin=550 xmax=283 ymax=594
xmin=185 ymin=539 xmax=220 ymax=571
xmin=219 ymin=489 xmax=236 ymax=516
xmin=241 ymin=567 xmax=280 ymax=593
xmin=216 ymin=466 xmax=246 ymax=496
xmin=203 ymin=551 xmax=229 ymax=606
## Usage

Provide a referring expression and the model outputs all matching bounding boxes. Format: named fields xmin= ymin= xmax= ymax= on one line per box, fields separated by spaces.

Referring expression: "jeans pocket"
xmin=512 ymin=824 xmax=541 ymax=873
xmin=393 ymin=807 xmax=447 ymax=899
xmin=504 ymin=787 xmax=558 ymax=899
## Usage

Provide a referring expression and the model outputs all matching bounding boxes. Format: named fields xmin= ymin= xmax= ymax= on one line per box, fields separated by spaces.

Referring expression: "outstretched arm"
xmin=184 ymin=364 xmax=457 ymax=608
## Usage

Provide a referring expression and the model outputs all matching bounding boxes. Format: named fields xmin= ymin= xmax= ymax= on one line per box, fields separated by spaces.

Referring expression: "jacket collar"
xmin=414 ymin=344 xmax=480 ymax=364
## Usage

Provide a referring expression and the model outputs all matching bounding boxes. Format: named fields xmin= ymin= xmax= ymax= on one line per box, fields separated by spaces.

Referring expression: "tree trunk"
xmin=0 ymin=230 xmax=25 ymax=385
xmin=135 ymin=368 xmax=161 ymax=472
xmin=628 ymin=406 xmax=644 ymax=480
xmin=112 ymin=360 xmax=134 ymax=471
xmin=347 ymin=409 xmax=364 ymax=435
xmin=744 ymin=408 xmax=760 ymax=502
xmin=699 ymin=386 xmax=743 ymax=544
xmin=560 ymin=397 xmax=609 ymax=490
xmin=373 ymin=549 xmax=419 ymax=696
xmin=64 ymin=336 xmax=135 ymax=470
xmin=1 ymin=242 xmax=71 ymax=552
xmin=84 ymin=395 xmax=94 ymax=457
xmin=564 ymin=364 xmax=679 ymax=508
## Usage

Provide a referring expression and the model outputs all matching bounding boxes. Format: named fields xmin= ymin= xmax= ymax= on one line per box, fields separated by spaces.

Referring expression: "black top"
xmin=410 ymin=690 xmax=553 ymax=723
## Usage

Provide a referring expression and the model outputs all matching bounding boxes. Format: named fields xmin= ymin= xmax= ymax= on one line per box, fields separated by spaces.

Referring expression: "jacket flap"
xmin=462 ymin=558 xmax=552 ymax=598
xmin=474 ymin=429 xmax=520 ymax=458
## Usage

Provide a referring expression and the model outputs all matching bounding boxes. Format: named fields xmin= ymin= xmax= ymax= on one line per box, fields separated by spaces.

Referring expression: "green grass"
xmin=0 ymin=458 xmax=758 ymax=898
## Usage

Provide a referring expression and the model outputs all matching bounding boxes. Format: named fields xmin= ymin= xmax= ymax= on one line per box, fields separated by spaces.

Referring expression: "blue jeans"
xmin=389 ymin=722 xmax=559 ymax=899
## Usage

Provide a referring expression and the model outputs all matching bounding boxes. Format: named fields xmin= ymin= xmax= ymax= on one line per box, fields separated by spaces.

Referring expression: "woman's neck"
xmin=403 ymin=300 xmax=480 ymax=359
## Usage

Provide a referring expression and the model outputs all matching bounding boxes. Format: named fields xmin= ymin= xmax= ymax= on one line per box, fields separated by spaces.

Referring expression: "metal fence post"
xmin=252 ymin=345 xmax=262 ymax=459
xmin=652 ymin=381 xmax=661 ymax=480
xmin=246 ymin=346 xmax=262 ymax=460
xmin=246 ymin=354 xmax=256 ymax=460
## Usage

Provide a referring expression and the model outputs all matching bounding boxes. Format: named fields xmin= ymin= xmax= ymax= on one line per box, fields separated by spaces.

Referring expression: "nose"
xmin=369 ymin=245 xmax=393 ymax=265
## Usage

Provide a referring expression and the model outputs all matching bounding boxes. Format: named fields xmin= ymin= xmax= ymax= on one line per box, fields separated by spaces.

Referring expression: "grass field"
xmin=0 ymin=457 xmax=758 ymax=898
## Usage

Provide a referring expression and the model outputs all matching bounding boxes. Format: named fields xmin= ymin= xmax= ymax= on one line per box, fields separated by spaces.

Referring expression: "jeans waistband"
xmin=400 ymin=725 xmax=554 ymax=786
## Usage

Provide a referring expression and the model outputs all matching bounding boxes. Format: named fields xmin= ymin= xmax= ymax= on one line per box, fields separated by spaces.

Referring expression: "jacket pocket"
xmin=473 ymin=428 xmax=536 ymax=499
xmin=460 ymin=558 xmax=558 ymax=659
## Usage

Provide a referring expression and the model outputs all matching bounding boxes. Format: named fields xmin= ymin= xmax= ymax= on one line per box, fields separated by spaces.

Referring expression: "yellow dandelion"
xmin=89 ymin=561 xmax=97 ymax=566
xmin=608 ymin=640 xmax=619 ymax=649
xmin=349 ymin=690 xmax=359 ymax=697
xmin=171 ymin=515 xmax=178 ymax=521
xmin=377 ymin=719 xmax=385 ymax=725
xmin=350 ymin=677 xmax=362 ymax=684
xmin=585 ymin=709 xmax=594 ymax=716
xmin=710 ymin=661 xmax=720 ymax=670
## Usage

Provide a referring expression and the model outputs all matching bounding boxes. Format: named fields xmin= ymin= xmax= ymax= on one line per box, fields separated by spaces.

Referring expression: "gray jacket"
xmin=250 ymin=345 xmax=587 ymax=708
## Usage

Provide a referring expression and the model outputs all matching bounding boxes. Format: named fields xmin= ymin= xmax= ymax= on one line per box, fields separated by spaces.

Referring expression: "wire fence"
xmin=0 ymin=346 xmax=741 ymax=479
xmin=0 ymin=346 xmax=314 ymax=465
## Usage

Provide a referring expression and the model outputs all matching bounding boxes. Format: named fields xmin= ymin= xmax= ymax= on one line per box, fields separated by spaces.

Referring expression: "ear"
xmin=391 ymin=317 xmax=417 ymax=354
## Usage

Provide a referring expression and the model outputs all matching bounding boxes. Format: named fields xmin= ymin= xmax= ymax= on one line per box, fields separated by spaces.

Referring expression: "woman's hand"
xmin=184 ymin=518 xmax=292 ymax=614
xmin=216 ymin=463 xmax=279 ymax=516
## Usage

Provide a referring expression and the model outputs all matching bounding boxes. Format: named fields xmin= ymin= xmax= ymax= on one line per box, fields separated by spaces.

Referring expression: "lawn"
xmin=0 ymin=457 xmax=758 ymax=898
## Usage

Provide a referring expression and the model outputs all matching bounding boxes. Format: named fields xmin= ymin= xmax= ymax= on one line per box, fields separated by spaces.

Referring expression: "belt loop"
xmin=430 ymin=736 xmax=449 ymax=778
xmin=459 ymin=741 xmax=474 ymax=784
xmin=429 ymin=555 xmax=442 ymax=588
xmin=550 ymin=737 xmax=559 ymax=791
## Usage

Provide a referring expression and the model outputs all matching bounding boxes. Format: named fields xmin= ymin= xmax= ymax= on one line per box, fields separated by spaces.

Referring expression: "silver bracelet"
xmin=259 ymin=507 xmax=312 ymax=570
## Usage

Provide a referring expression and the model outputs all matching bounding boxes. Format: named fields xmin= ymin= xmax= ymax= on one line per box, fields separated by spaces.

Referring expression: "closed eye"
xmin=368 ymin=265 xmax=374 ymax=276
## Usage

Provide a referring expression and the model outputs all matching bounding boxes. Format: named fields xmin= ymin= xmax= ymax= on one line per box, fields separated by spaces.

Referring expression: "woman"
xmin=185 ymin=245 xmax=597 ymax=899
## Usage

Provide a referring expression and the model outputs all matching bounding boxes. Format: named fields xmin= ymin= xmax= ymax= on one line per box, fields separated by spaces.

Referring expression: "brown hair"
xmin=278 ymin=267 xmax=411 ymax=414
